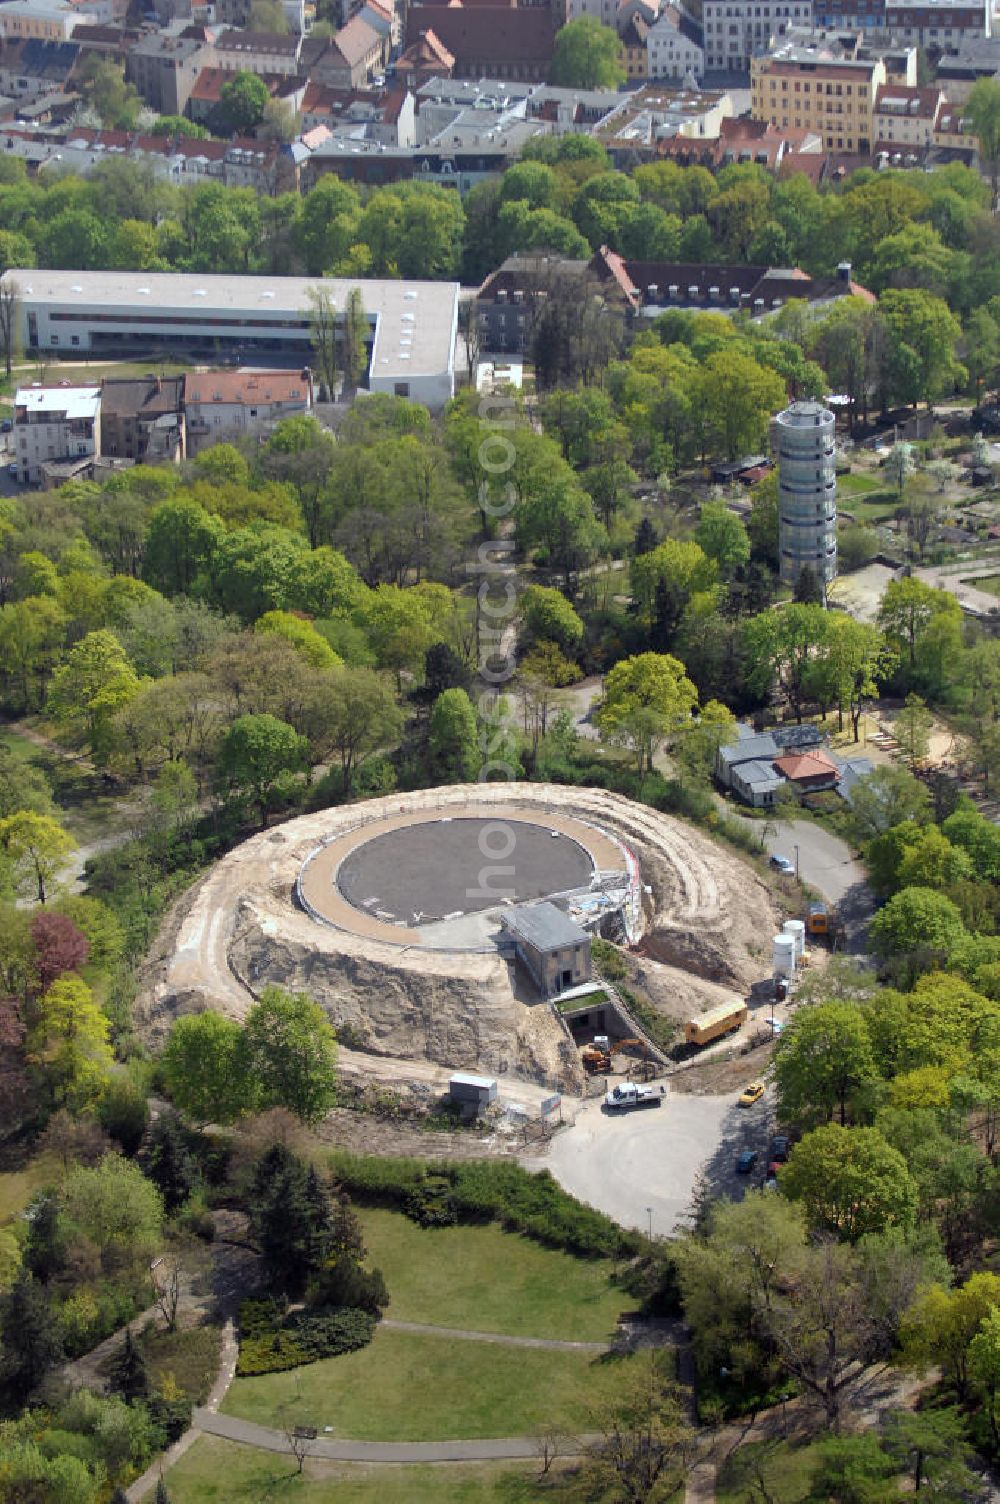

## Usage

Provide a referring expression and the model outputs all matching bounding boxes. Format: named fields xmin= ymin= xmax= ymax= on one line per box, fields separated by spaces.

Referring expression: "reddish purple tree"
xmin=29 ymin=912 xmax=89 ymax=994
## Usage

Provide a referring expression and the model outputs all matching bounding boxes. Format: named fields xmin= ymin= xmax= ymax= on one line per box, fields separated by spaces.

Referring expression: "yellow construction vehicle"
xmin=581 ymin=1036 xmax=645 ymax=1073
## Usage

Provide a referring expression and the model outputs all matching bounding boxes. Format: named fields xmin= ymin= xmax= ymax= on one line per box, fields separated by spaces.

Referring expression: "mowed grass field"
xmin=164 ymin=1437 xmax=543 ymax=1504
xmin=358 ymin=1209 xmax=626 ymax=1341
xmin=222 ymin=1325 xmax=633 ymax=1441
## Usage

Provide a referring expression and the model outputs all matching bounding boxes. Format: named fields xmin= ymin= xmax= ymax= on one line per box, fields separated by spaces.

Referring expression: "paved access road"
xmin=762 ymin=817 xmax=873 ymax=951
xmin=546 ymin=1089 xmax=755 ymax=1238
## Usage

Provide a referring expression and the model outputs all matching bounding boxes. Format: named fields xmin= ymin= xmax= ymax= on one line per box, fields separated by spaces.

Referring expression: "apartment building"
xmin=0 ymin=1 xmax=85 ymax=41
xmin=184 ymin=370 xmax=312 ymax=454
xmin=125 ymin=29 xmax=212 ymax=114
xmin=646 ymin=5 xmax=705 ymax=77
xmin=751 ymin=39 xmax=885 ymax=151
xmin=812 ymin=0 xmax=990 ymax=46
xmin=99 ymin=376 xmax=185 ymax=463
xmin=702 ymin=0 xmax=813 ymax=73
xmin=872 ymin=81 xmax=944 ymax=148
xmin=13 ymin=385 xmax=101 ymax=486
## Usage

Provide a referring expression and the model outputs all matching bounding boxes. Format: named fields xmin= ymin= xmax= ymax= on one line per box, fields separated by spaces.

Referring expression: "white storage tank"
xmin=783 ymin=919 xmax=806 ymax=960
xmin=773 ymin=933 xmax=796 ymax=978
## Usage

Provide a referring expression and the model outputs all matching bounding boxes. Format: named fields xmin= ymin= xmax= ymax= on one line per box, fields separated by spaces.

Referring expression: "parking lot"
xmin=544 ymin=1081 xmax=778 ymax=1238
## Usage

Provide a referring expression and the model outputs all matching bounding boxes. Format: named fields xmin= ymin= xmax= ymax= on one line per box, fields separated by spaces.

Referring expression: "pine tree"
xmin=110 ymin=1327 xmax=150 ymax=1403
xmin=250 ymin=1144 xmax=332 ymax=1295
xmin=139 ymin=1111 xmax=199 ymax=1213
xmin=0 ymin=1274 xmax=64 ymax=1401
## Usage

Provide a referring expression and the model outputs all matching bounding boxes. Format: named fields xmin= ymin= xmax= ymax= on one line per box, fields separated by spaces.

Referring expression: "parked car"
xmin=7 ymin=462 xmax=18 ymax=479
xmin=736 ymin=1150 xmax=758 ymax=1175
xmin=765 ymin=1017 xmax=784 ymax=1035
xmin=738 ymin=1082 xmax=765 ymax=1108
xmin=770 ymin=1135 xmax=790 ymax=1162
xmin=0 ymin=418 xmax=11 ymax=433
xmin=766 ymin=1161 xmax=782 ymax=1180
xmin=769 ymin=854 xmax=795 ymax=876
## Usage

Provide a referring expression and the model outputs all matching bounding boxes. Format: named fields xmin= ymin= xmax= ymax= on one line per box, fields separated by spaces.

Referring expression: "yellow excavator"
xmin=582 ymin=1036 xmax=646 ymax=1073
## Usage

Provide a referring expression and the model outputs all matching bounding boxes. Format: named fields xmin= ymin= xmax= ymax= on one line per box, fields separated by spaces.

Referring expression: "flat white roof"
xmin=10 ymin=269 xmax=459 ymax=383
xmin=15 ymin=385 xmax=100 ymax=418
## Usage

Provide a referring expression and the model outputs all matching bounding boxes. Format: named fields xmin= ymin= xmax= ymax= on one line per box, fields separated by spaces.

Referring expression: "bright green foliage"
xmin=743 ymin=603 xmax=830 ymax=721
xmin=161 ymin=1012 xmax=248 ymax=1126
xmin=143 ymin=497 xmax=222 ymax=596
xmin=850 ymin=765 xmax=931 ymax=841
xmin=519 ymin=584 xmax=585 ymax=651
xmin=0 ymin=811 xmax=74 ymax=905
xmin=774 ymin=1000 xmax=878 ymax=1129
xmin=47 ymin=630 xmax=142 ymax=765
xmin=869 ymin=886 xmax=966 ymax=960
xmin=306 ymin=664 xmax=403 ymax=795
xmin=896 ymin=826 xmax=973 ymax=891
xmin=692 ymin=350 xmax=786 ymax=460
xmin=216 ymin=713 xmax=307 ymax=825
xmin=429 ymin=688 xmax=480 ymax=783
xmin=219 ymin=70 xmax=269 ymax=133
xmin=780 ymin=1123 xmax=918 ymax=1242
xmin=26 ymin=975 xmax=114 ymax=1111
xmin=695 ymin=501 xmax=751 ymax=579
xmin=243 ymin=986 xmax=337 ymax=1125
xmin=964 ymin=77 xmax=1000 ymax=208
xmin=595 ymin=652 xmax=698 ymax=774
xmin=903 ymin=1272 xmax=1000 ymax=1397
xmin=550 ymin=18 xmax=625 ymax=88
xmin=864 ymin=973 xmax=997 ymax=1078
xmin=630 ymin=540 xmax=717 ymax=633
xmin=254 ymin=610 xmax=343 ymax=670
xmin=62 ymin=1153 xmax=163 ymax=1274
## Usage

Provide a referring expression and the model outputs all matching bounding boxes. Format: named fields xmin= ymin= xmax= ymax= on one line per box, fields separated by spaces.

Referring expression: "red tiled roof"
xmin=184 ymin=370 xmax=309 ymax=406
xmin=773 ymin=749 xmax=838 ymax=781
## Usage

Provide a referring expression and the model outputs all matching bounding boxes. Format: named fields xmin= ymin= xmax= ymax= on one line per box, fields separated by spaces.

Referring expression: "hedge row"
xmin=237 ymin=1298 xmax=377 ymax=1376
xmin=329 ymin=1154 xmax=642 ymax=1260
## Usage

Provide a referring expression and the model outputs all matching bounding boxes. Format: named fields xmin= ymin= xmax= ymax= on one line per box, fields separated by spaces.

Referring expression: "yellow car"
xmin=738 ymin=1082 xmax=766 ymax=1108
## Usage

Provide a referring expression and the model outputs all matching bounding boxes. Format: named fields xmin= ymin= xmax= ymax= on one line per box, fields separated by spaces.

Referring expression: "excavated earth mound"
xmin=139 ymin=783 xmax=779 ymax=1095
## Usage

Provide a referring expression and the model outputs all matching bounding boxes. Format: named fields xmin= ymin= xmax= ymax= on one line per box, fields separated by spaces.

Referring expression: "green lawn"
xmin=358 ymin=1210 xmax=625 ymax=1342
xmin=0 ymin=1153 xmax=56 ymax=1227
xmin=967 ymin=574 xmax=1000 ymax=598
xmin=716 ymin=1438 xmax=829 ymax=1504
xmin=836 ymin=472 xmax=881 ymax=496
xmin=222 ymin=1326 xmax=633 ymax=1440
xmin=164 ymin=1437 xmax=542 ymax=1503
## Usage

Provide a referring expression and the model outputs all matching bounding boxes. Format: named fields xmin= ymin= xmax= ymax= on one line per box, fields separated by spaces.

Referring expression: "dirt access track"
xmin=139 ymin=783 xmax=779 ymax=1101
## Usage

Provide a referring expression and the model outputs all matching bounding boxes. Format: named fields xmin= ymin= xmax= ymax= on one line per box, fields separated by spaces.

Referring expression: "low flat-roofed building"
xmin=501 ymin=901 xmax=592 ymax=999
xmin=14 ymin=383 xmax=100 ymax=485
xmin=8 ymin=269 xmax=459 ymax=411
xmin=731 ymin=758 xmax=786 ymax=807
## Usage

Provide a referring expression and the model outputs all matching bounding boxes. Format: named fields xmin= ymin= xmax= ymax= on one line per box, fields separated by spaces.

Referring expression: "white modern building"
xmin=7 ymin=270 xmax=459 ymax=411
xmin=14 ymin=385 xmax=101 ymax=485
xmin=775 ymin=399 xmax=838 ymax=593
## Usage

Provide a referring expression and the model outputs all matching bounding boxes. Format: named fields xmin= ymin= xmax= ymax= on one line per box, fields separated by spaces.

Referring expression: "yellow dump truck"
xmin=685 ymin=999 xmax=748 ymax=1048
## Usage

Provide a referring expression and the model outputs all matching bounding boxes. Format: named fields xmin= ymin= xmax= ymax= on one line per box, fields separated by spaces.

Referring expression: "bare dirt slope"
xmin=137 ymin=784 xmax=779 ymax=1094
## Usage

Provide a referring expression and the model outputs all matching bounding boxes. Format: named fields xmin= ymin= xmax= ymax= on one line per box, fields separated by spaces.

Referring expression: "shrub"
xmin=330 ymin=1153 xmax=641 ymax=1259
xmin=235 ymin=1297 xmax=376 ymax=1375
xmin=405 ymin=1176 xmax=459 ymax=1227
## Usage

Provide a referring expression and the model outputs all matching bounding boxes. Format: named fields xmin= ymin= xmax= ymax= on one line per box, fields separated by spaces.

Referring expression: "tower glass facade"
xmin=776 ymin=399 xmax=838 ymax=593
